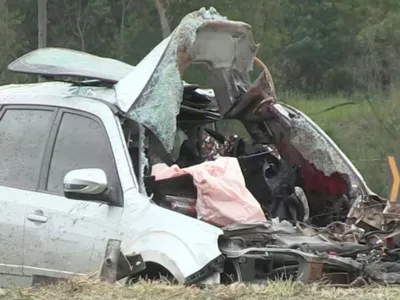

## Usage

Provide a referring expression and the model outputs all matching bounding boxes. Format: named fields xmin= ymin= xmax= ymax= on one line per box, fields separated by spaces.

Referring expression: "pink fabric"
xmin=151 ymin=157 xmax=267 ymax=227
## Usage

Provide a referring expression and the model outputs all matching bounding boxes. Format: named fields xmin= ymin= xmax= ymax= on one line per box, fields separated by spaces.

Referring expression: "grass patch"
xmin=3 ymin=280 xmax=400 ymax=300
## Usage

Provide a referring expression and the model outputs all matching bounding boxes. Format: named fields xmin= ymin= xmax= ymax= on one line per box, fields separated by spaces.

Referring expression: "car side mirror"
xmin=63 ymin=168 xmax=110 ymax=202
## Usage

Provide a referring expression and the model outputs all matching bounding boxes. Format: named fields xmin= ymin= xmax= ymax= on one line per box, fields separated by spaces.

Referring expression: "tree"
xmin=154 ymin=0 xmax=171 ymax=38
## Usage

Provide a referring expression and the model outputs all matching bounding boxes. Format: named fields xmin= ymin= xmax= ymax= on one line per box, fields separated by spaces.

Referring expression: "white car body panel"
xmin=0 ymin=84 xmax=223 ymax=286
xmin=24 ymin=193 xmax=122 ymax=277
xmin=0 ymin=186 xmax=26 ymax=275
xmin=118 ymin=189 xmax=223 ymax=280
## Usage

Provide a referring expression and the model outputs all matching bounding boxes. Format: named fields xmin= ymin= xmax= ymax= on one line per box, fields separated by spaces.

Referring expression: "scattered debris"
xmin=134 ymin=7 xmax=400 ymax=285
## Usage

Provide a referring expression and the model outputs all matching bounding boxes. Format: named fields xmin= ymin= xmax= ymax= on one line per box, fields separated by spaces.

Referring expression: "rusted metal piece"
xmin=347 ymin=196 xmax=387 ymax=230
xmin=298 ymin=261 xmax=324 ymax=283
xmin=99 ymin=239 xmax=146 ymax=283
xmin=100 ymin=239 xmax=122 ymax=283
xmin=228 ymin=71 xmax=276 ymax=118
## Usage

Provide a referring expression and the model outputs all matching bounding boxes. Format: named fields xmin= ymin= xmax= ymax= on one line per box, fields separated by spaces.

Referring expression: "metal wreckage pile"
xmin=6 ymin=6 xmax=400 ymax=288
xmin=131 ymin=7 xmax=400 ymax=286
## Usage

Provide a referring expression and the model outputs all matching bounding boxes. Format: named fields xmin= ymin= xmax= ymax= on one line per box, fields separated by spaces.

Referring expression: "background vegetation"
xmin=1 ymin=0 xmax=399 ymax=196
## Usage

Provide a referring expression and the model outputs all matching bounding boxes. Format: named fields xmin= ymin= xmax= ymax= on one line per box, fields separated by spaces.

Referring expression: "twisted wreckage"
xmin=8 ymin=7 xmax=400 ymax=285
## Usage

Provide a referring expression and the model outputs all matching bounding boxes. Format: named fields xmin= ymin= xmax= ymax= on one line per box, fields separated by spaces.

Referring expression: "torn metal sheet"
xmin=115 ymin=7 xmax=258 ymax=153
xmin=248 ymin=100 xmax=369 ymax=196
xmin=280 ymin=103 xmax=370 ymax=192
xmin=224 ymin=66 xmax=372 ymax=202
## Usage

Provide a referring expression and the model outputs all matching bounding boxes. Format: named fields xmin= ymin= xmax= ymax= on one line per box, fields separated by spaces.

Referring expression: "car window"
xmin=46 ymin=112 xmax=116 ymax=194
xmin=0 ymin=109 xmax=54 ymax=190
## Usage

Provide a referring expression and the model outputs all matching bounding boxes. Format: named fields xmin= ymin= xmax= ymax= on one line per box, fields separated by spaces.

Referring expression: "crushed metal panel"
xmin=278 ymin=103 xmax=371 ymax=195
xmin=115 ymin=7 xmax=258 ymax=153
xmin=8 ymin=47 xmax=135 ymax=83
xmin=221 ymin=246 xmax=365 ymax=284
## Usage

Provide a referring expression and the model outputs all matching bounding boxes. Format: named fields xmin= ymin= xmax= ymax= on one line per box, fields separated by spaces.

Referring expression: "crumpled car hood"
xmin=115 ymin=7 xmax=258 ymax=152
xmin=225 ymin=63 xmax=376 ymax=201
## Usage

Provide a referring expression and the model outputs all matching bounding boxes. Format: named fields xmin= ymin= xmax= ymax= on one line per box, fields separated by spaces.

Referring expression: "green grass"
xmin=4 ymin=280 xmax=400 ymax=300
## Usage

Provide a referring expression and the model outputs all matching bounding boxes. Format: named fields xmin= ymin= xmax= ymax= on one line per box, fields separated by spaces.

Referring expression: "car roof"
xmin=0 ymin=81 xmax=121 ymax=115
xmin=8 ymin=47 xmax=135 ymax=83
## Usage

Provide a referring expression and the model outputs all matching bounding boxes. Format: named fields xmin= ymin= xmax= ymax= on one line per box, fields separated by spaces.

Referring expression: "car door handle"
xmin=27 ymin=210 xmax=48 ymax=223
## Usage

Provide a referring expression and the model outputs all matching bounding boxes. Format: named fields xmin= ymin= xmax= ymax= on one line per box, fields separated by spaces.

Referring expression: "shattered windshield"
xmin=115 ymin=7 xmax=257 ymax=153
xmin=116 ymin=8 xmax=225 ymax=152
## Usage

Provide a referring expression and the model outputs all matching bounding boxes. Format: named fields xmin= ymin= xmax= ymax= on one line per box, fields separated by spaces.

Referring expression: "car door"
xmin=23 ymin=109 xmax=124 ymax=279
xmin=0 ymin=105 xmax=57 ymax=286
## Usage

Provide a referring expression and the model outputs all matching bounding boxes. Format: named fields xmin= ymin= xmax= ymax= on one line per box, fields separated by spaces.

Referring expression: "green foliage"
xmin=0 ymin=3 xmax=28 ymax=84
xmin=2 ymin=0 xmax=400 ymax=93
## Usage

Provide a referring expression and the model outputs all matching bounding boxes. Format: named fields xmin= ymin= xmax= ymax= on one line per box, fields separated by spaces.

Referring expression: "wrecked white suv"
xmin=0 ymin=8 xmax=394 ymax=287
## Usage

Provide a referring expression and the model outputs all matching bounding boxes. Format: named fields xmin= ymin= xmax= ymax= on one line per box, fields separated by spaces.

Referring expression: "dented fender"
xmin=118 ymin=199 xmax=223 ymax=283
xmin=128 ymin=234 xmax=220 ymax=283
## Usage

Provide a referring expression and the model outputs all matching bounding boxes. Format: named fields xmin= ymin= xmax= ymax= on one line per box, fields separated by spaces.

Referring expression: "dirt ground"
xmin=3 ymin=280 xmax=400 ymax=300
